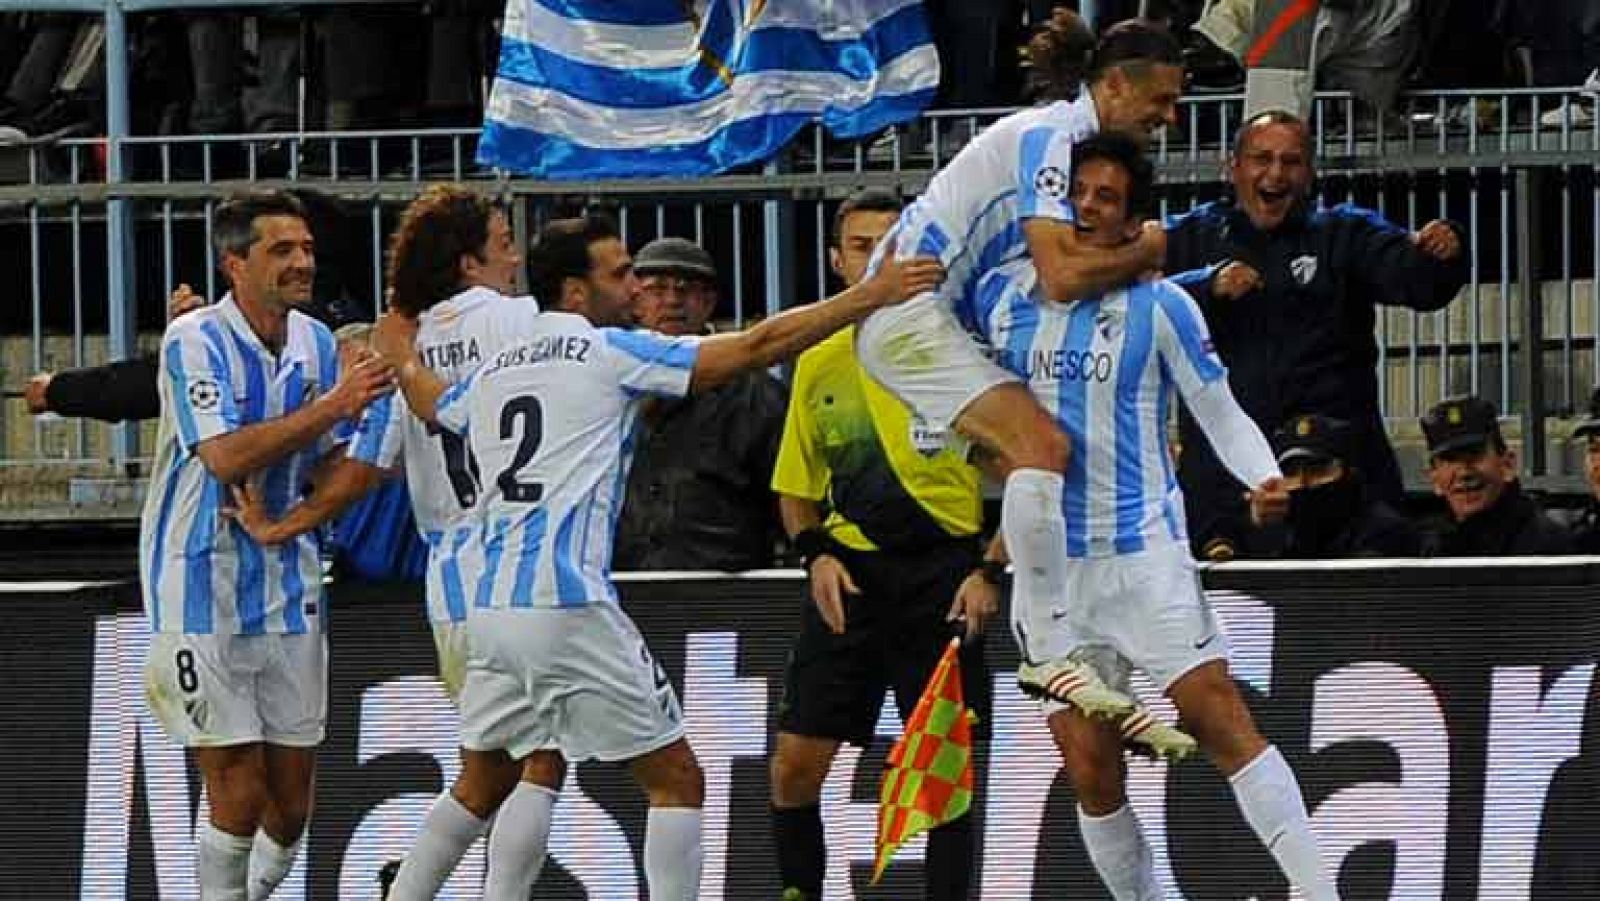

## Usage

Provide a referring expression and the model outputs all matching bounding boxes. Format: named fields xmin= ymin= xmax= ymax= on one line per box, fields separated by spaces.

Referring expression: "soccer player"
xmin=856 ymin=20 xmax=1184 ymax=713
xmin=370 ymin=213 xmax=942 ymax=901
xmin=228 ymin=184 xmax=567 ymax=901
xmin=139 ymin=190 xmax=393 ymax=901
xmin=973 ymin=134 xmax=1336 ymax=900
xmin=768 ymin=188 xmax=995 ymax=901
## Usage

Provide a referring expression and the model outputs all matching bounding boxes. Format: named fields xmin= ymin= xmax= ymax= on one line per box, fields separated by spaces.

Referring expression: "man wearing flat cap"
xmin=1565 ymin=387 xmax=1600 ymax=553
xmin=1420 ymin=395 xmax=1574 ymax=556
xmin=613 ymin=236 xmax=789 ymax=571
xmin=1254 ymin=413 xmax=1421 ymax=558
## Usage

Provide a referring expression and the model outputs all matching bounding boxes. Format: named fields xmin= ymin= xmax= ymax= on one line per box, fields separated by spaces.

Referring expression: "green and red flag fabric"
xmin=873 ymin=637 xmax=974 ymax=883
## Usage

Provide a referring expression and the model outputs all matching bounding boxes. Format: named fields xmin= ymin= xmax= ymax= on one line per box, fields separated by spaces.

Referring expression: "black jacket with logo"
xmin=1422 ymin=482 xmax=1576 ymax=557
xmin=1164 ymin=200 xmax=1470 ymax=555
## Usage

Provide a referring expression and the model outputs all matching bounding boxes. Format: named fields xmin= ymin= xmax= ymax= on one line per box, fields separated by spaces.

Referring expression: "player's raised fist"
xmin=371 ymin=310 xmax=420 ymax=368
xmin=1246 ymin=475 xmax=1291 ymax=526
xmin=168 ymin=283 xmax=206 ymax=322
xmin=1212 ymin=260 xmax=1263 ymax=301
xmin=1412 ymin=220 xmax=1461 ymax=261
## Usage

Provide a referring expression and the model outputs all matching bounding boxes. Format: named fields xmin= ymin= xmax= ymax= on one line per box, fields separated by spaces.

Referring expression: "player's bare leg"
xmin=246 ymin=744 xmax=315 ymax=901
xmin=956 ymin=384 xmax=1136 ymax=718
xmin=629 ymin=738 xmax=706 ymax=901
xmin=195 ymin=745 xmax=269 ymax=901
xmin=769 ymin=732 xmax=840 ymax=899
xmin=1167 ymin=661 xmax=1338 ymax=900
xmin=1049 ymin=708 xmax=1163 ymax=900
xmin=481 ymin=749 xmax=566 ymax=901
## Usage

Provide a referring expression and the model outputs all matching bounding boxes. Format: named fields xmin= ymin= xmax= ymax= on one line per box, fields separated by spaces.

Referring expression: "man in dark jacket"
xmin=1421 ymin=395 xmax=1575 ymax=556
xmin=1566 ymin=387 xmax=1600 ymax=553
xmin=1251 ymin=413 xmax=1421 ymax=558
xmin=1164 ymin=109 xmax=1470 ymax=559
xmin=613 ymin=237 xmax=789 ymax=571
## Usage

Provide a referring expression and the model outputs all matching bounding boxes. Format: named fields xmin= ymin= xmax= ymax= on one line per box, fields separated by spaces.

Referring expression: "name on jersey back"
xmin=483 ymin=334 xmax=593 ymax=378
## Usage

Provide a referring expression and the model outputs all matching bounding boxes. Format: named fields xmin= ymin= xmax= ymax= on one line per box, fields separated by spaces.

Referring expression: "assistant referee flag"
xmin=873 ymin=637 xmax=974 ymax=882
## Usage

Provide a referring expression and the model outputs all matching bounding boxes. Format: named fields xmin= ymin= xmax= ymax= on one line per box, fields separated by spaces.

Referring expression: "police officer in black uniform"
xmin=1252 ymin=413 xmax=1422 ymax=558
xmin=1420 ymin=395 xmax=1575 ymax=556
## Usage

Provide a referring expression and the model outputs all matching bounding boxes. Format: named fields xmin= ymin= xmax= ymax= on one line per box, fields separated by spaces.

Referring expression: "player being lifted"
xmin=369 ymin=213 xmax=943 ymax=900
xmin=854 ymin=19 xmax=1185 ymax=714
xmin=977 ymin=133 xmax=1337 ymax=901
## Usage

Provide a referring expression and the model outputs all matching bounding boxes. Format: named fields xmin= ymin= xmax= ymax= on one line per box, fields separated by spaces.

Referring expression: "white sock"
xmin=483 ymin=783 xmax=558 ymax=901
xmin=643 ymin=807 xmax=703 ymax=901
xmin=246 ymin=830 xmax=300 ymax=901
xmin=1001 ymin=468 xmax=1067 ymax=631
xmin=390 ymin=792 xmax=490 ymax=901
xmin=1230 ymin=746 xmax=1339 ymax=901
xmin=1078 ymin=805 xmax=1163 ymax=901
xmin=198 ymin=822 xmax=254 ymax=901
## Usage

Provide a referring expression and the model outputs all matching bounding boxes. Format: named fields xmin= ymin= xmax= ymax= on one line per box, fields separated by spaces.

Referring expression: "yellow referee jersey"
xmin=772 ymin=325 xmax=982 ymax=552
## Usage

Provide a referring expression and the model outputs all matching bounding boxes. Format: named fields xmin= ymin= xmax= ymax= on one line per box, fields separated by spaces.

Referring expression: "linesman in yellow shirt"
xmin=768 ymin=189 xmax=997 ymax=901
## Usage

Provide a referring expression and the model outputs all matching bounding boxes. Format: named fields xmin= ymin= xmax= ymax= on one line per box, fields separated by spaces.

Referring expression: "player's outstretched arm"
xmin=689 ymin=255 xmax=943 ymax=391
xmin=193 ymin=355 xmax=393 ymax=484
xmin=1024 ymin=218 xmax=1164 ymax=303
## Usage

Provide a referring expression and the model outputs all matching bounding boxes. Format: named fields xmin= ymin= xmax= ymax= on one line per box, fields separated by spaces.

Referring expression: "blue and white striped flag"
xmin=478 ymin=0 xmax=940 ymax=179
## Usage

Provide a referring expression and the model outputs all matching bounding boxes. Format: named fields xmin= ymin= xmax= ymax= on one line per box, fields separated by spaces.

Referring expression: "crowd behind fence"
xmin=0 ymin=88 xmax=1597 ymax=494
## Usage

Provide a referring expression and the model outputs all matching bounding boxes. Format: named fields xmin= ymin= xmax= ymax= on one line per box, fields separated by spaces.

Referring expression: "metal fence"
xmin=1 ymin=87 xmax=1597 ymax=489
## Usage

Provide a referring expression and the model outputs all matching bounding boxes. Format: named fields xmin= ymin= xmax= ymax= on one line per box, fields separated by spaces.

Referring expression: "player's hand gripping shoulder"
xmin=323 ymin=353 xmax=395 ymax=421
xmin=863 ymin=254 xmax=946 ymax=308
xmin=371 ymin=309 xmax=421 ymax=370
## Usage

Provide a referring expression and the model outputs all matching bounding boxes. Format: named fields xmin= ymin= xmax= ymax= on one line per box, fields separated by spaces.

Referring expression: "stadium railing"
xmin=0 ymin=6 xmax=1595 ymax=513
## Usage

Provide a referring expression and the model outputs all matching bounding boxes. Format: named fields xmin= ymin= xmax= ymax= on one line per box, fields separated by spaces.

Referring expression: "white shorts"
xmin=1011 ymin=544 xmax=1228 ymax=695
xmin=857 ymin=216 xmax=1018 ymax=432
xmin=145 ymin=631 xmax=327 ymax=748
xmin=460 ymin=604 xmax=684 ymax=763
xmin=431 ymin=619 xmax=470 ymax=704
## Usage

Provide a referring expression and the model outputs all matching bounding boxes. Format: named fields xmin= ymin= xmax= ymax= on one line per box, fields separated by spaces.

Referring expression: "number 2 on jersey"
xmin=498 ymin=395 xmax=545 ymax=503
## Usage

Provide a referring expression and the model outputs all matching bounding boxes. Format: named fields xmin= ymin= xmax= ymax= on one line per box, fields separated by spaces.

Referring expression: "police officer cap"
xmin=633 ymin=237 xmax=717 ymax=281
xmin=1574 ymin=385 xmax=1600 ymax=439
xmin=1273 ymin=414 xmax=1351 ymax=468
xmin=1421 ymin=395 xmax=1501 ymax=455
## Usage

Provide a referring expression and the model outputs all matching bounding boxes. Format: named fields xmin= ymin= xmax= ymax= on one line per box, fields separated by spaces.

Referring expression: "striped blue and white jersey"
xmin=885 ymin=91 xmax=1099 ymax=325
xmin=347 ymin=286 xmax=541 ymax=623
xmin=139 ymin=294 xmax=372 ymax=634
xmin=974 ymin=263 xmax=1234 ymax=557
xmin=435 ymin=312 xmax=699 ymax=610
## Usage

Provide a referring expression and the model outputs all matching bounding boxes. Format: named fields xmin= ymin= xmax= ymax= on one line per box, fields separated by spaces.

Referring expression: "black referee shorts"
xmin=775 ymin=538 xmax=992 ymax=747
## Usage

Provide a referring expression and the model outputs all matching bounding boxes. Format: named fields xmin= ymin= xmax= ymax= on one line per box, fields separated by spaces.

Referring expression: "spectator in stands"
xmin=1164 ymin=109 xmax=1469 ymax=560
xmin=1419 ymin=395 xmax=1574 ymax=556
xmin=1189 ymin=0 xmax=1425 ymax=111
xmin=613 ymin=237 xmax=788 ymax=571
xmin=1565 ymin=387 xmax=1600 ymax=553
xmin=183 ymin=12 xmax=299 ymax=136
xmin=1508 ymin=0 xmax=1599 ymax=126
xmin=1251 ymin=413 xmax=1422 ymax=558
xmin=0 ymin=13 xmax=101 ymax=143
